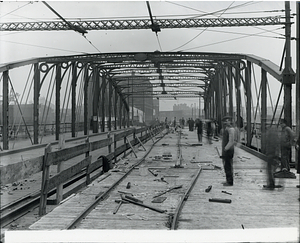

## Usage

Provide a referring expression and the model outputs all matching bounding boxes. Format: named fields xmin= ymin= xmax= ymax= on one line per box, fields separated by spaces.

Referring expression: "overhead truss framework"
xmin=0 ymin=51 xmax=290 ymax=151
xmin=0 ymin=16 xmax=284 ymax=32
xmin=0 ymin=51 xmax=284 ymax=101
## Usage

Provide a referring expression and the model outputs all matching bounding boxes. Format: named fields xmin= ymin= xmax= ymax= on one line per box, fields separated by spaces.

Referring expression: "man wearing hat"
xmin=221 ymin=116 xmax=235 ymax=186
xmin=279 ymin=118 xmax=296 ymax=172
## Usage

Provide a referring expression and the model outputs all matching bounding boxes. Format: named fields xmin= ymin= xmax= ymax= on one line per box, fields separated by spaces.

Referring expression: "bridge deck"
xmin=25 ymin=128 xmax=299 ymax=240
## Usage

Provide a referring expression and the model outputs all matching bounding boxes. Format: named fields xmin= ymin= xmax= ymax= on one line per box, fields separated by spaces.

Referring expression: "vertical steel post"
xmin=283 ymin=1 xmax=295 ymax=127
xmin=198 ymin=95 xmax=201 ymax=118
xmin=119 ymin=95 xmax=123 ymax=129
xmin=101 ymin=75 xmax=106 ymax=132
xmin=92 ymin=67 xmax=99 ymax=133
xmin=222 ymin=67 xmax=227 ymax=117
xmin=261 ymin=69 xmax=267 ymax=154
xmin=228 ymin=66 xmax=234 ymax=117
xmin=55 ymin=64 xmax=61 ymax=141
xmin=143 ymin=91 xmax=145 ymax=124
xmin=296 ymin=1 xmax=300 ymax=137
xmin=108 ymin=77 xmax=112 ymax=131
xmin=296 ymin=1 xmax=300 ymax=138
xmin=131 ymin=77 xmax=134 ymax=125
xmin=71 ymin=62 xmax=77 ymax=137
xmin=235 ymin=63 xmax=242 ymax=136
xmin=246 ymin=61 xmax=252 ymax=147
xmin=216 ymin=69 xmax=223 ymax=120
xmin=2 ymin=71 xmax=9 ymax=150
xmin=83 ymin=65 xmax=89 ymax=135
xmin=33 ymin=63 xmax=40 ymax=144
xmin=114 ymin=87 xmax=118 ymax=130
xmin=123 ymin=102 xmax=130 ymax=127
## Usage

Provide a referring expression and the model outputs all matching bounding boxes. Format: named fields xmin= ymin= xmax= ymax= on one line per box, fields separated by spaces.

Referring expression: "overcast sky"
xmin=0 ymin=1 xmax=297 ymax=110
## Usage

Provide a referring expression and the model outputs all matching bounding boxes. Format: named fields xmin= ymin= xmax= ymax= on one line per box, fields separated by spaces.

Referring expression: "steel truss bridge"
xmin=0 ymin=2 xmax=299 ymax=160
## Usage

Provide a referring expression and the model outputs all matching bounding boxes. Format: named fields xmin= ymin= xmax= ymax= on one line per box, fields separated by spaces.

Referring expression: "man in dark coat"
xmin=195 ymin=119 xmax=203 ymax=143
xmin=221 ymin=116 xmax=235 ymax=186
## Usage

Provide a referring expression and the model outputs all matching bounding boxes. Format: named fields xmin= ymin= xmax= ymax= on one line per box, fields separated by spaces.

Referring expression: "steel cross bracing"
xmin=99 ymin=62 xmax=217 ymax=69
xmin=122 ymin=90 xmax=204 ymax=97
xmin=0 ymin=16 xmax=284 ymax=32
xmin=113 ymin=75 xmax=209 ymax=81
xmin=111 ymin=69 xmax=211 ymax=74
xmin=117 ymin=83 xmax=206 ymax=88
xmin=17 ymin=52 xmax=242 ymax=65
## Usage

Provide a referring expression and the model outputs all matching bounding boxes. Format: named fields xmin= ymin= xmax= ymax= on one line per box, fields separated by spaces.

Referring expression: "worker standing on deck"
xmin=264 ymin=126 xmax=280 ymax=189
xmin=206 ymin=120 xmax=213 ymax=144
xmin=279 ymin=119 xmax=296 ymax=172
xmin=221 ymin=116 xmax=235 ymax=186
xmin=195 ymin=118 xmax=203 ymax=143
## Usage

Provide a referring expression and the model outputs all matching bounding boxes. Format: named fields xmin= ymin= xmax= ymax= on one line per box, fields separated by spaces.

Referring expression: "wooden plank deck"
xmin=26 ymin=128 xmax=299 ymax=242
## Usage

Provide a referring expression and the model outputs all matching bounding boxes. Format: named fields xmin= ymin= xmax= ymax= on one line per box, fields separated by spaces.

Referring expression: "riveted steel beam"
xmin=0 ymin=16 xmax=283 ymax=32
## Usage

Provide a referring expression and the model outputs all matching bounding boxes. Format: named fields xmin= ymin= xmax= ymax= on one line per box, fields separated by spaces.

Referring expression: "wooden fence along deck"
xmin=35 ymin=125 xmax=163 ymax=215
xmin=28 ymin=129 xmax=299 ymax=243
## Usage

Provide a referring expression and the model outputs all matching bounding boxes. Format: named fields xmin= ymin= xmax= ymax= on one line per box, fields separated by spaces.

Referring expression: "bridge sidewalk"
xmin=28 ymin=128 xmax=299 ymax=232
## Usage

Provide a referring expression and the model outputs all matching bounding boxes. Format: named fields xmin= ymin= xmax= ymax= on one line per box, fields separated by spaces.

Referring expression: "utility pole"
xmin=282 ymin=1 xmax=295 ymax=128
xmin=296 ymin=1 xmax=300 ymax=137
xmin=296 ymin=1 xmax=299 ymax=165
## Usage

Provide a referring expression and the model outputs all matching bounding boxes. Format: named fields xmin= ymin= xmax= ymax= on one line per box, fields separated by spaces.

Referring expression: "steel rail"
xmin=170 ymin=167 xmax=203 ymax=230
xmin=66 ymin=131 xmax=166 ymax=229
xmin=0 ymin=128 xmax=151 ymax=227
xmin=1 ymin=194 xmax=41 ymax=228
xmin=0 ymin=169 xmax=90 ymax=228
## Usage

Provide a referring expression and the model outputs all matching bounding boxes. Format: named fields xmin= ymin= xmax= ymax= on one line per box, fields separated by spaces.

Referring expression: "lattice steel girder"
xmin=154 ymin=95 xmax=204 ymax=99
xmin=0 ymin=16 xmax=284 ymax=32
xmin=118 ymin=82 xmax=206 ymax=88
xmin=123 ymin=90 xmax=203 ymax=96
xmin=100 ymin=62 xmax=216 ymax=69
xmin=0 ymin=52 xmax=243 ymax=70
xmin=113 ymin=75 xmax=209 ymax=81
xmin=128 ymin=94 xmax=205 ymax=98
xmin=111 ymin=69 xmax=209 ymax=74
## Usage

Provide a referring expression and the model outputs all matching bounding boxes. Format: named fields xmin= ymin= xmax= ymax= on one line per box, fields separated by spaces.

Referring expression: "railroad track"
xmin=0 ymin=169 xmax=93 ymax=228
xmin=4 ymin=129 xmax=204 ymax=231
xmin=64 ymin=129 xmax=203 ymax=230
xmin=1 ymin=128 xmax=166 ymax=229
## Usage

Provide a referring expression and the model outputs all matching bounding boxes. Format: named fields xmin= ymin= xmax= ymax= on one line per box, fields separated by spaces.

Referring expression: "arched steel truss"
xmin=0 ymin=51 xmax=295 ymax=152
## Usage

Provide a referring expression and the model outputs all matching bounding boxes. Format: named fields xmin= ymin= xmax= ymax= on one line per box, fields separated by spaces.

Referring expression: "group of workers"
xmin=166 ymin=115 xmax=299 ymax=190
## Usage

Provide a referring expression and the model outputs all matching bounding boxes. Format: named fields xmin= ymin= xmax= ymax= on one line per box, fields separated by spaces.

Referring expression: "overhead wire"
xmin=42 ymin=1 xmax=101 ymax=52
xmin=179 ymin=27 xmax=285 ymax=52
xmin=190 ymin=27 xmax=285 ymax=39
xmin=170 ymin=1 xmax=235 ymax=51
xmin=167 ymin=1 xmax=285 ymax=52
xmin=0 ymin=1 xmax=101 ymax=54
xmin=0 ymin=39 xmax=90 ymax=55
xmin=166 ymin=1 xmax=262 ymax=19
xmin=81 ymin=34 xmax=101 ymax=53
xmin=1 ymin=2 xmax=286 ymax=55
xmin=0 ymin=1 xmax=33 ymax=18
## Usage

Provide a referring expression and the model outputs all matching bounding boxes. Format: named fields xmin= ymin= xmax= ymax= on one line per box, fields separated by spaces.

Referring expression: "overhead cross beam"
xmin=122 ymin=90 xmax=204 ymax=97
xmin=0 ymin=16 xmax=283 ymax=32
xmin=117 ymin=82 xmax=206 ymax=88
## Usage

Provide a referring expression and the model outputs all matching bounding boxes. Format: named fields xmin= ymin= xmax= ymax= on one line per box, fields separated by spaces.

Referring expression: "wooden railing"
xmin=39 ymin=125 xmax=163 ymax=216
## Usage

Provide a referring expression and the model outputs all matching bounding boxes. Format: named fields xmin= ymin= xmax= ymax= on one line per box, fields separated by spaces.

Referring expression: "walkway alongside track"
xmin=27 ymin=128 xmax=299 ymax=234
